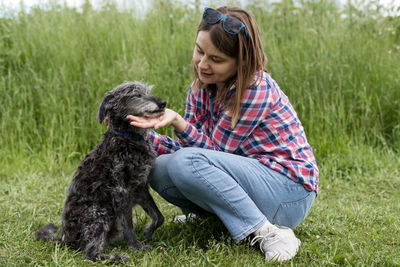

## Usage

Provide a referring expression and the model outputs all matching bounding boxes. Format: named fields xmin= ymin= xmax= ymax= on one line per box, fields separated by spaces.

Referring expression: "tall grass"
xmin=252 ymin=0 xmax=400 ymax=157
xmin=0 ymin=0 xmax=198 ymax=174
xmin=0 ymin=0 xmax=399 ymax=176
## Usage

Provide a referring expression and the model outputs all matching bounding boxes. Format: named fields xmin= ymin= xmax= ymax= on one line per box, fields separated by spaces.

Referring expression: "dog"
xmin=35 ymin=81 xmax=165 ymax=263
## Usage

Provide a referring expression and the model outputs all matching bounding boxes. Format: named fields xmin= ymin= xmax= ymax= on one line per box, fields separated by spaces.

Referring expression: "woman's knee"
xmin=167 ymin=147 xmax=196 ymax=171
xmin=166 ymin=148 xmax=206 ymax=189
xmin=149 ymin=154 xmax=174 ymax=192
xmin=272 ymin=191 xmax=316 ymax=228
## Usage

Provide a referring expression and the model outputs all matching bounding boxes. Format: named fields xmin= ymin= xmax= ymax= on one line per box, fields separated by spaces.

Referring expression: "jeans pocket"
xmin=272 ymin=191 xmax=316 ymax=228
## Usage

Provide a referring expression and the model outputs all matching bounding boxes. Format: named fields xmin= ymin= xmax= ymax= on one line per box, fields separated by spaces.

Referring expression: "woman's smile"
xmin=199 ymin=71 xmax=213 ymax=78
xmin=193 ymin=31 xmax=237 ymax=89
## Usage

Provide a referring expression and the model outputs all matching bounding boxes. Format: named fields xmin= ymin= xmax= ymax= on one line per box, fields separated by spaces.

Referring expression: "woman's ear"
xmin=96 ymin=94 xmax=114 ymax=123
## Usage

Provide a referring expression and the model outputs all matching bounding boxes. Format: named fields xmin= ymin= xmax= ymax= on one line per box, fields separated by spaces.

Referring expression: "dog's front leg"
xmin=120 ymin=207 xmax=144 ymax=250
xmin=83 ymin=223 xmax=108 ymax=262
xmin=138 ymin=190 xmax=165 ymax=242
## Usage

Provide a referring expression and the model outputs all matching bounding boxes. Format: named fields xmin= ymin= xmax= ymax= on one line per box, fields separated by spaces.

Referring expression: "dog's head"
xmin=97 ymin=82 xmax=166 ymax=132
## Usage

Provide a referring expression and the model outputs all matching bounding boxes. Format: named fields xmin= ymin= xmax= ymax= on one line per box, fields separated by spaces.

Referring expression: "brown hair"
xmin=191 ymin=6 xmax=267 ymax=127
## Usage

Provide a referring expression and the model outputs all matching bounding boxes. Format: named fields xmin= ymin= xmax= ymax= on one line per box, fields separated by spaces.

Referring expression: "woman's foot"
xmin=173 ymin=213 xmax=199 ymax=224
xmin=250 ymin=224 xmax=301 ymax=262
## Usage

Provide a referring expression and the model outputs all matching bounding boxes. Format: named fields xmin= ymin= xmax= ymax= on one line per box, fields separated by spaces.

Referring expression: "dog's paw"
xmin=142 ymin=244 xmax=152 ymax=250
xmin=100 ymin=254 xmax=129 ymax=264
xmin=109 ymin=254 xmax=130 ymax=264
xmin=128 ymin=243 xmax=152 ymax=251
xmin=128 ymin=243 xmax=142 ymax=251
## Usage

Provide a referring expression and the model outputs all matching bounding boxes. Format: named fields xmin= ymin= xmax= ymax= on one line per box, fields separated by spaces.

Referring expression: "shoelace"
xmin=173 ymin=213 xmax=199 ymax=224
xmin=250 ymin=232 xmax=281 ymax=253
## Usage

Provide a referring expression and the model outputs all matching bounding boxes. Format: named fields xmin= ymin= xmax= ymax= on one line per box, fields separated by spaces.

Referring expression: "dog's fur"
xmin=35 ymin=82 xmax=165 ymax=263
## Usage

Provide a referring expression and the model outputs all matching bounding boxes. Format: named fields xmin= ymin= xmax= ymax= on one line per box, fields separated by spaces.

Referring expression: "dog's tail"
xmin=35 ymin=223 xmax=61 ymax=243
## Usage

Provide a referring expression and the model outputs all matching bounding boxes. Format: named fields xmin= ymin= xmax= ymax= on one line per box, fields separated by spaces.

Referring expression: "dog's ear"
xmin=96 ymin=94 xmax=114 ymax=123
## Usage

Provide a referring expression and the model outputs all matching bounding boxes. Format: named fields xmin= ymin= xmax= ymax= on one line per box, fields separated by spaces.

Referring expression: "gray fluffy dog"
xmin=35 ymin=82 xmax=165 ymax=263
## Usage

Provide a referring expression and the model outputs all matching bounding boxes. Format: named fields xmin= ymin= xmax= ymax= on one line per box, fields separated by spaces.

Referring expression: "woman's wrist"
xmin=171 ymin=113 xmax=187 ymax=133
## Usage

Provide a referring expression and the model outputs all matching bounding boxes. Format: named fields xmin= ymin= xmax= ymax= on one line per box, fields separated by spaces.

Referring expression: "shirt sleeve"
xmin=147 ymin=129 xmax=183 ymax=155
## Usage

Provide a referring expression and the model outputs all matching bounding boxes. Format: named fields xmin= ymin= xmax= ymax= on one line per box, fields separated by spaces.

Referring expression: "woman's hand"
xmin=126 ymin=108 xmax=187 ymax=132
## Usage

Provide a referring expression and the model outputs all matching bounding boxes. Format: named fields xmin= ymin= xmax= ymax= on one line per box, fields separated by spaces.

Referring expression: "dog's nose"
xmin=158 ymin=100 xmax=166 ymax=109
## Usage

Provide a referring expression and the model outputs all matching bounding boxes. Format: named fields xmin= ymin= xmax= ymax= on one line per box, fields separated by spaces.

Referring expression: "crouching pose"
xmin=127 ymin=6 xmax=318 ymax=262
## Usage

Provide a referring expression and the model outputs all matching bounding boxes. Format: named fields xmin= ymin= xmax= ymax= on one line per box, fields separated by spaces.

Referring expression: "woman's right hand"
xmin=126 ymin=108 xmax=187 ymax=132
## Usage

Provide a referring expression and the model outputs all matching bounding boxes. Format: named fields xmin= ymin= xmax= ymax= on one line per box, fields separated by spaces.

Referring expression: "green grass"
xmin=1 ymin=0 xmax=400 ymax=265
xmin=1 ymin=146 xmax=399 ymax=266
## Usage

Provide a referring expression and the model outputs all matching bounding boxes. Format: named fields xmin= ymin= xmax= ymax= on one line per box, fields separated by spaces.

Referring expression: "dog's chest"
xmin=110 ymin=141 xmax=154 ymax=179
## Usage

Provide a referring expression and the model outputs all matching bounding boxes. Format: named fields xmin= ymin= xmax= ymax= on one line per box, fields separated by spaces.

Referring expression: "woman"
xmin=127 ymin=6 xmax=319 ymax=262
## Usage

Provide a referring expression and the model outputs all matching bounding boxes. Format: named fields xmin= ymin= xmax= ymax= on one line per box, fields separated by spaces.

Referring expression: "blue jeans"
xmin=150 ymin=147 xmax=316 ymax=242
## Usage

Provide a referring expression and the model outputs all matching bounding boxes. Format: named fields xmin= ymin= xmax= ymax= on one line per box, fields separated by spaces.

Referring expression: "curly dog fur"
xmin=35 ymin=82 xmax=165 ymax=263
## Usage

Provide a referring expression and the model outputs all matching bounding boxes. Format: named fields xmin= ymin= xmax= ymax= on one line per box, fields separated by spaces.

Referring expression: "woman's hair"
xmin=191 ymin=6 xmax=267 ymax=127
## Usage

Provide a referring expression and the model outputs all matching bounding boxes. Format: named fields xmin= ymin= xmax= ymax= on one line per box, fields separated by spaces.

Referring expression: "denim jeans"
xmin=150 ymin=147 xmax=316 ymax=242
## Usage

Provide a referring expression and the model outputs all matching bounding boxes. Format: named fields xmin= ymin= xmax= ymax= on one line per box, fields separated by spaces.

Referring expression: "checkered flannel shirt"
xmin=148 ymin=71 xmax=319 ymax=191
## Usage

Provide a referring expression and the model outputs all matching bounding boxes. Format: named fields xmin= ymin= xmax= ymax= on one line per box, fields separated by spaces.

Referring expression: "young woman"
xmin=127 ymin=6 xmax=319 ymax=262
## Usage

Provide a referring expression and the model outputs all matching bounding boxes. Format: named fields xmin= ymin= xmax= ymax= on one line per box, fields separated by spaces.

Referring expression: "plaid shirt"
xmin=148 ymin=71 xmax=319 ymax=192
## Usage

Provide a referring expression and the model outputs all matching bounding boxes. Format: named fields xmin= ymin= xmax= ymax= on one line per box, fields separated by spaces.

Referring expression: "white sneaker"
xmin=250 ymin=225 xmax=301 ymax=262
xmin=173 ymin=213 xmax=199 ymax=224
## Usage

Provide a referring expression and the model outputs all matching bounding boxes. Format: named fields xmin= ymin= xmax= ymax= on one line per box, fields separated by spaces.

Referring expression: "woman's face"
xmin=193 ymin=31 xmax=237 ymax=90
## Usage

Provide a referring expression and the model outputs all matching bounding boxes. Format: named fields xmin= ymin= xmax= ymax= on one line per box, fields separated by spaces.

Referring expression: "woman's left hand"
xmin=126 ymin=108 xmax=185 ymax=131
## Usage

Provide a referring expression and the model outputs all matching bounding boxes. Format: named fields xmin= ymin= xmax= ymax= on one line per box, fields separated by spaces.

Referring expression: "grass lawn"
xmin=1 ymin=145 xmax=399 ymax=266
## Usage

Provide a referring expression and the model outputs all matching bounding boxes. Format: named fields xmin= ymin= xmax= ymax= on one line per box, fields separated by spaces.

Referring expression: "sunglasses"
xmin=202 ymin=7 xmax=249 ymax=38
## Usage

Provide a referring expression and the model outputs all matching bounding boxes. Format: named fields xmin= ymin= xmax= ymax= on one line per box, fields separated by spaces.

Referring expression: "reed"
xmin=1 ymin=0 xmax=399 ymax=175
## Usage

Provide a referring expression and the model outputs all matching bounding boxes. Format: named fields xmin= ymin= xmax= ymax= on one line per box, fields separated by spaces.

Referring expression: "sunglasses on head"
xmin=202 ymin=7 xmax=249 ymax=38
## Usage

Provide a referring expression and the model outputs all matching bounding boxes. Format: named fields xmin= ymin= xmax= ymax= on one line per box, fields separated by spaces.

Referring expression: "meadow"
xmin=0 ymin=0 xmax=399 ymax=265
